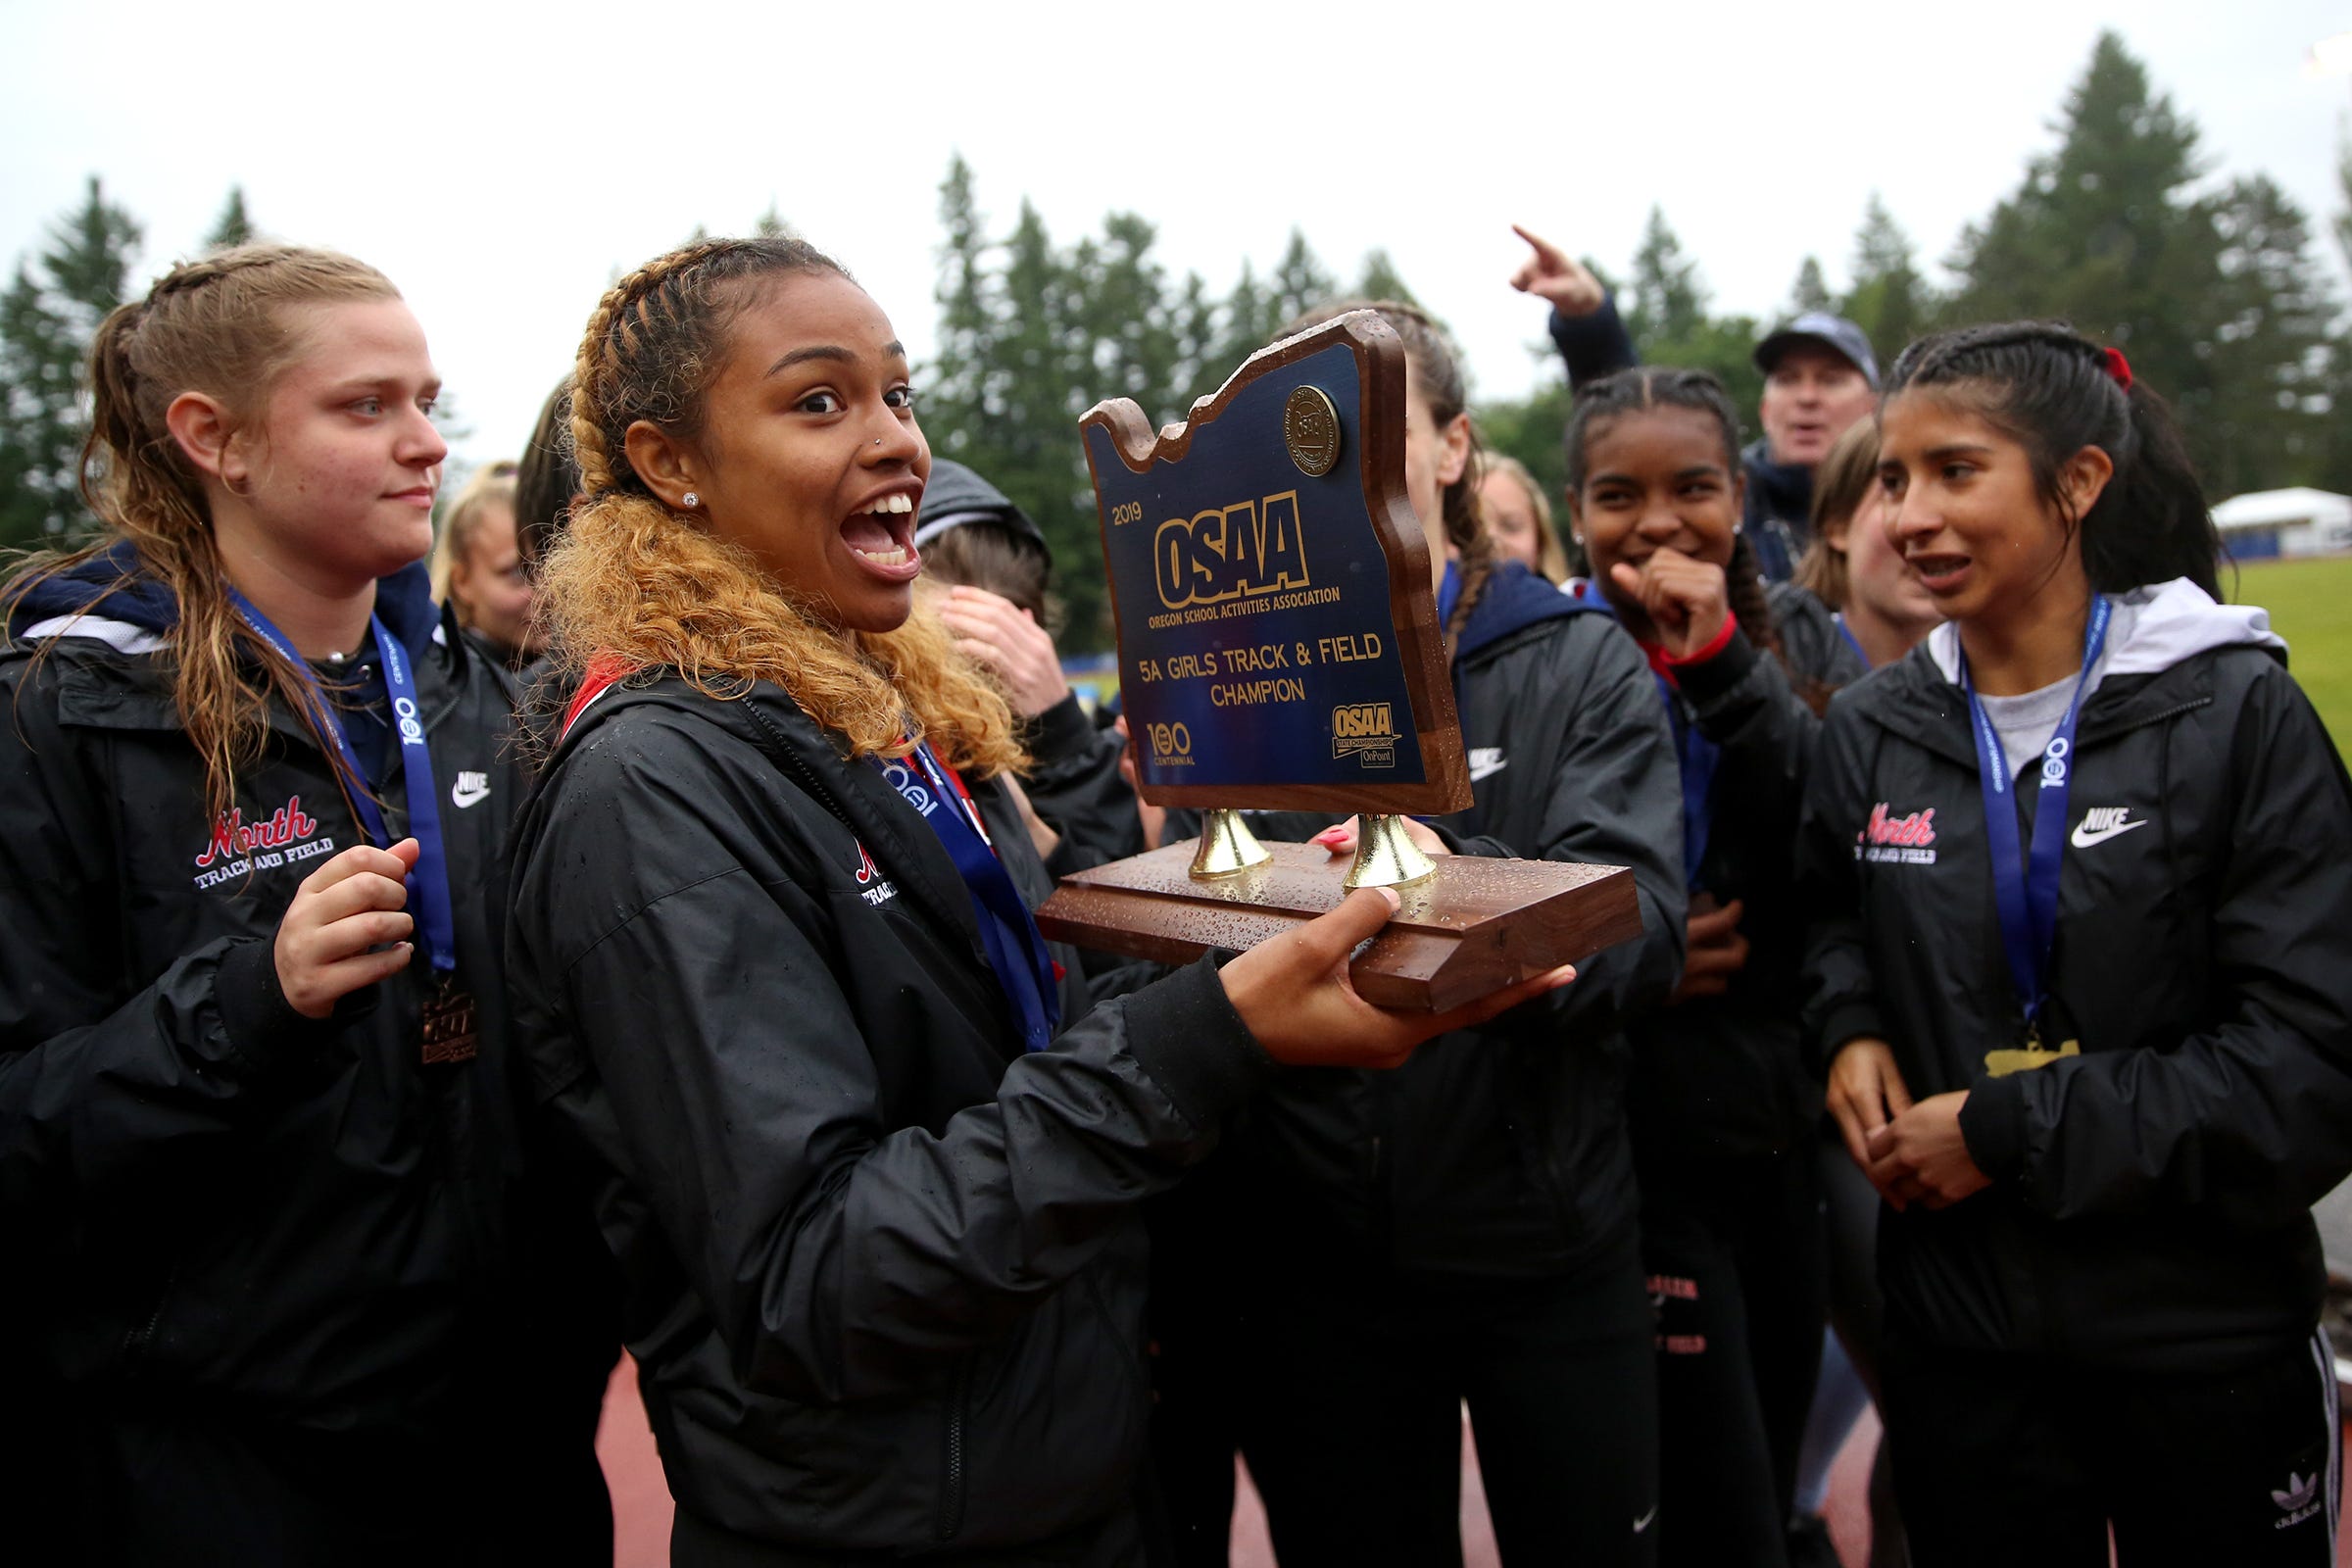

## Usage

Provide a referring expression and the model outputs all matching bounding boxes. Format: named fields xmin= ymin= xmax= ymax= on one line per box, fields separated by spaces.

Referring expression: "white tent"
xmin=2211 ymin=488 xmax=2352 ymax=559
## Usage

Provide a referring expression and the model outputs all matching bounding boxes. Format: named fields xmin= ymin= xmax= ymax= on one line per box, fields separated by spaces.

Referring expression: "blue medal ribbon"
xmin=1663 ymin=695 xmax=1720 ymax=894
xmin=872 ymin=743 xmax=1062 ymax=1053
xmin=1959 ymin=597 xmax=2111 ymax=1043
xmin=227 ymin=590 xmax=459 ymax=975
xmin=1572 ymin=578 xmax=1718 ymax=892
xmin=1833 ymin=612 xmax=1868 ymax=666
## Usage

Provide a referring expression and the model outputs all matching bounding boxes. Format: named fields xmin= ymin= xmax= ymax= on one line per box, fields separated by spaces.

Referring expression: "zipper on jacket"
xmin=937 ymin=1355 xmax=973 ymax=1543
xmin=743 ymin=702 xmax=862 ymax=838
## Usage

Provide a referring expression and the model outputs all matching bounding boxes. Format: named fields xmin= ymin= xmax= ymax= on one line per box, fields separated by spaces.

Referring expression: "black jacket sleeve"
xmin=1019 ymin=693 xmax=1144 ymax=876
xmin=1677 ymin=626 xmax=1830 ymax=905
xmin=1959 ymin=665 xmax=2352 ymax=1226
xmin=1548 ymin=294 xmax=1640 ymax=389
xmin=1447 ymin=626 xmax=1688 ymax=1038
xmin=0 ymin=658 xmax=328 ymax=1214
xmin=1796 ymin=693 xmax=1886 ymax=1076
xmin=525 ymin=731 xmax=1269 ymax=1405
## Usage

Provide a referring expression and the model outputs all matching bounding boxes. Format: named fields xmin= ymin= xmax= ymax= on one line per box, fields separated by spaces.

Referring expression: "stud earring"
xmin=681 ymin=492 xmax=699 ymax=509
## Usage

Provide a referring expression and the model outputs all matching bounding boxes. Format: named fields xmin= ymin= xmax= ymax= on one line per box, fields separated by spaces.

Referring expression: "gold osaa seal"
xmin=1283 ymin=385 xmax=1342 ymax=477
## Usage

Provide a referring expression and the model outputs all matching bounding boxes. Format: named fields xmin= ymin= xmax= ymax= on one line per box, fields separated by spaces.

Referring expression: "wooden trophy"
xmin=1032 ymin=311 xmax=1643 ymax=1010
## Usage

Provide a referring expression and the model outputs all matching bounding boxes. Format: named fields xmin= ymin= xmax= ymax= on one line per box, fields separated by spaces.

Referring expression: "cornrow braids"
xmin=1884 ymin=320 xmax=2220 ymax=598
xmin=538 ymin=236 xmax=1027 ymax=779
xmin=567 ymin=236 xmax=841 ymax=501
xmin=5 ymin=244 xmax=400 ymax=821
xmin=1276 ymin=298 xmax=1494 ymax=648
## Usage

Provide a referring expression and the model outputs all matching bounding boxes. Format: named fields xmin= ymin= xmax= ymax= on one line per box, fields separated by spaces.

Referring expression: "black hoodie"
xmin=0 ymin=547 xmax=607 ymax=1555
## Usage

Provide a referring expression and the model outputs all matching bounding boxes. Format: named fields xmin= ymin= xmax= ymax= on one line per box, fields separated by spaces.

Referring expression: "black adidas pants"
xmin=1881 ymin=1327 xmax=2341 ymax=1567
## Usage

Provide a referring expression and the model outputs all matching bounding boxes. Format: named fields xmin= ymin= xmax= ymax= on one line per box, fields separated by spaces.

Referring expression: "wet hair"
xmin=1793 ymin=418 xmax=1880 ymax=611
xmin=3 ymin=244 xmax=401 ymax=819
xmin=919 ymin=521 xmax=1054 ymax=626
xmin=538 ymin=235 xmax=1024 ymax=776
xmin=1883 ymin=321 xmax=2221 ymax=597
xmin=1279 ymin=299 xmax=1493 ymax=646
xmin=1475 ymin=448 xmax=1569 ymax=584
xmin=513 ymin=376 xmax=577 ymax=574
xmin=430 ymin=461 xmax=517 ymax=612
xmin=1565 ymin=368 xmax=1778 ymax=651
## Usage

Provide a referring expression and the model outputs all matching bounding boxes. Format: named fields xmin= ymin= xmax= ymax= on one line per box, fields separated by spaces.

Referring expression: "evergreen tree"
xmin=1168 ymin=270 xmax=1221 ymax=416
xmin=2336 ymin=129 xmax=2352 ymax=275
xmin=1623 ymin=207 xmax=1707 ymax=344
xmin=1476 ymin=370 xmax=1573 ymax=519
xmin=991 ymin=201 xmax=1109 ymax=642
xmin=1080 ymin=213 xmax=1178 ymax=422
xmin=0 ymin=176 xmax=142 ymax=549
xmin=2202 ymin=175 xmax=2334 ymax=498
xmin=1215 ymin=260 xmax=1272 ymax=375
xmin=1265 ymin=228 xmax=1337 ymax=332
xmin=1354 ymin=249 xmax=1418 ymax=308
xmin=1840 ymin=193 xmax=1931 ymax=368
xmin=205 ymin=185 xmax=255 ymax=252
xmin=1612 ymin=209 xmax=1762 ymax=416
xmin=1949 ymin=32 xmax=2227 ymax=450
xmin=1788 ymin=256 xmax=1834 ymax=316
xmin=926 ymin=152 xmax=999 ymax=466
xmin=753 ymin=202 xmax=791 ymax=239
xmin=2320 ymin=133 xmax=2352 ymax=494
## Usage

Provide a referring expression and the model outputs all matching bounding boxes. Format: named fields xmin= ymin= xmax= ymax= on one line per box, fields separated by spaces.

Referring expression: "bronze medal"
xmin=420 ymin=983 xmax=479 ymax=1065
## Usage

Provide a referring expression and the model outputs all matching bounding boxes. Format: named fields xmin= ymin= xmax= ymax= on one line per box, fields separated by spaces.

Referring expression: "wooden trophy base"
xmin=1035 ymin=840 xmax=1643 ymax=1012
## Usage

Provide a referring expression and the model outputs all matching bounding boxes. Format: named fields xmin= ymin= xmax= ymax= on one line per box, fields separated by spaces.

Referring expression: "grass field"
xmin=2230 ymin=556 xmax=2352 ymax=756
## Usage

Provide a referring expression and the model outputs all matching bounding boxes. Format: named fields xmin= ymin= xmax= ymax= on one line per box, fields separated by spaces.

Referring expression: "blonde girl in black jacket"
xmin=0 ymin=246 xmax=606 ymax=1564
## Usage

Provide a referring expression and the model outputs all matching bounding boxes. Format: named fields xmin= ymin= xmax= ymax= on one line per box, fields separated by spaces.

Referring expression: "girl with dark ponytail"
xmin=1561 ymin=365 xmax=1869 ymax=1566
xmin=1148 ymin=303 xmax=1690 ymax=1566
xmin=1801 ymin=321 xmax=2352 ymax=1564
xmin=0 ymin=246 xmax=608 ymax=1560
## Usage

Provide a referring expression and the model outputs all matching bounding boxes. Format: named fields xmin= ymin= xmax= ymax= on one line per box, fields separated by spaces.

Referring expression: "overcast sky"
xmin=4 ymin=0 xmax=2347 ymax=468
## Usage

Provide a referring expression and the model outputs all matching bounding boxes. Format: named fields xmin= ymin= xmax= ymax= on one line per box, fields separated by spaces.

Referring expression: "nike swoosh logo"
xmin=2070 ymin=817 xmax=2147 ymax=849
xmin=1633 ymin=1505 xmax=1657 ymax=1534
xmin=451 ymin=782 xmax=491 ymax=809
xmin=1468 ymin=753 xmax=1508 ymax=782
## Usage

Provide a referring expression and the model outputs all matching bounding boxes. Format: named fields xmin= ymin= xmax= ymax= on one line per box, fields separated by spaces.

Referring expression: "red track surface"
xmin=597 ymin=1357 xmax=2352 ymax=1566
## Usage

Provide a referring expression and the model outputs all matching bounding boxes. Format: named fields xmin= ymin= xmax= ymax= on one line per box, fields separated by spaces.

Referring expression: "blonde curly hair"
xmin=536 ymin=236 xmax=1024 ymax=777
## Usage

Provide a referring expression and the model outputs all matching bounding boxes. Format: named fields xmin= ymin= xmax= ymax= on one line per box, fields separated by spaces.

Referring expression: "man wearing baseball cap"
xmin=1745 ymin=313 xmax=1880 ymax=581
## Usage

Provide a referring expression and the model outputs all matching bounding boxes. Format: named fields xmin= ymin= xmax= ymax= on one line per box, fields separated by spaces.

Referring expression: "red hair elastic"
xmin=2101 ymin=346 xmax=2133 ymax=390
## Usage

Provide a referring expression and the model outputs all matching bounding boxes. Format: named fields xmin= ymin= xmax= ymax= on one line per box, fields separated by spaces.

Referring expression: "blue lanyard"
xmin=1572 ymin=579 xmax=1718 ymax=891
xmin=1832 ymin=612 xmax=1868 ymax=666
xmin=1661 ymin=689 xmax=1719 ymax=894
xmin=873 ymin=743 xmax=1062 ymax=1053
xmin=228 ymin=590 xmax=459 ymax=975
xmin=1959 ymin=597 xmax=2111 ymax=1038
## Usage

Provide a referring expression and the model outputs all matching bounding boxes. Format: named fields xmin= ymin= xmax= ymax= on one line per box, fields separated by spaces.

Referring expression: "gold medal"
xmin=1984 ymin=1037 xmax=2080 ymax=1078
xmin=1283 ymin=385 xmax=1342 ymax=477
